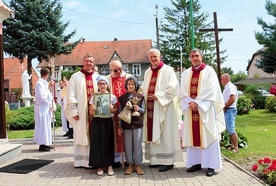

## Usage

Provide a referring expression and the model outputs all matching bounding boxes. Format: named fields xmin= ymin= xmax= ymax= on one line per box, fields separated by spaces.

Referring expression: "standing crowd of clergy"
xmin=34 ymin=47 xmax=235 ymax=178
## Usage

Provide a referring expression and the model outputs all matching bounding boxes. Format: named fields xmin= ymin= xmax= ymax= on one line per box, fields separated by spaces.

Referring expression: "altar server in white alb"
xmin=64 ymin=54 xmax=99 ymax=168
xmin=34 ymin=67 xmax=56 ymax=152
xmin=179 ymin=48 xmax=225 ymax=177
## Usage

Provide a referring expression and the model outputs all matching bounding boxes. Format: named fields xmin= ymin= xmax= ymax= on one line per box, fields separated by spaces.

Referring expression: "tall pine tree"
xmin=159 ymin=0 xmax=226 ymax=71
xmin=3 ymin=0 xmax=80 ymax=94
xmin=254 ymin=0 xmax=276 ymax=75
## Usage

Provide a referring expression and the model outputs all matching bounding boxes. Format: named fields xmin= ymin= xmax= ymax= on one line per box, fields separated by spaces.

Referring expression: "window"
xmin=64 ymin=67 xmax=73 ymax=71
xmin=132 ymin=64 xmax=141 ymax=76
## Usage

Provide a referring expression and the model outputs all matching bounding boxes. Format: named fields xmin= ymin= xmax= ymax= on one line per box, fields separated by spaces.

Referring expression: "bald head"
xmin=221 ymin=73 xmax=230 ymax=86
xmin=148 ymin=48 xmax=162 ymax=68
xmin=110 ymin=59 xmax=123 ymax=77
xmin=110 ymin=60 xmax=122 ymax=68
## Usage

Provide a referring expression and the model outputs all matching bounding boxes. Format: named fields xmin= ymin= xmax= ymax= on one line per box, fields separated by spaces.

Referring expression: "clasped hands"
xmin=188 ymin=101 xmax=198 ymax=111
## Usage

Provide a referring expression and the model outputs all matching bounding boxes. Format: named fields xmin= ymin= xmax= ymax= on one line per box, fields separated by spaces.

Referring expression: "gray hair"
xmin=190 ymin=48 xmax=203 ymax=56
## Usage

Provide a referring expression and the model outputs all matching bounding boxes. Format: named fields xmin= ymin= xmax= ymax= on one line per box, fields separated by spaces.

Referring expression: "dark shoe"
xmin=159 ymin=164 xmax=174 ymax=172
xmin=187 ymin=164 xmax=202 ymax=172
xmin=46 ymin=146 xmax=54 ymax=150
xmin=206 ymin=168 xmax=215 ymax=177
xmin=39 ymin=145 xmax=51 ymax=152
xmin=66 ymin=134 xmax=73 ymax=139
xmin=63 ymin=132 xmax=69 ymax=137
xmin=113 ymin=161 xmax=121 ymax=168
xmin=149 ymin=164 xmax=160 ymax=168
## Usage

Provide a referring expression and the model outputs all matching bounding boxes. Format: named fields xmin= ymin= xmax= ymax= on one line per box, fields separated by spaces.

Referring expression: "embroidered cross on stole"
xmin=190 ymin=63 xmax=206 ymax=147
xmin=111 ymin=75 xmax=127 ymax=153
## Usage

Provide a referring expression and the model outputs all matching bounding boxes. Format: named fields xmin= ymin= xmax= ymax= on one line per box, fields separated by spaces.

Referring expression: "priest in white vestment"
xmin=179 ymin=48 xmax=225 ymax=177
xmin=141 ymin=48 xmax=183 ymax=172
xmin=64 ymin=54 xmax=99 ymax=168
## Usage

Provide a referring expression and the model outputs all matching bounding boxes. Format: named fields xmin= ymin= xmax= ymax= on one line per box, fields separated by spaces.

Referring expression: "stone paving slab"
xmin=0 ymin=128 xmax=266 ymax=186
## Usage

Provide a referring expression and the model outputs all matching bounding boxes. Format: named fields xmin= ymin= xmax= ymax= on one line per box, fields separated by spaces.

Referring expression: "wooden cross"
xmin=199 ymin=12 xmax=233 ymax=80
xmin=19 ymin=62 xmax=26 ymax=73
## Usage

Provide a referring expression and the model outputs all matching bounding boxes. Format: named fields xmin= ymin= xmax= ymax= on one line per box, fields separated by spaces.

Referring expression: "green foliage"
xmin=6 ymin=105 xmax=61 ymax=131
xmin=244 ymin=83 xmax=271 ymax=92
xmin=3 ymin=0 xmax=80 ymax=92
xmin=243 ymin=84 xmax=273 ymax=109
xmin=4 ymin=0 xmax=80 ymax=61
xmin=220 ymin=131 xmax=248 ymax=149
xmin=244 ymin=86 xmax=265 ymax=109
xmin=230 ymin=71 xmax=248 ymax=83
xmin=159 ymin=0 xmax=226 ymax=70
xmin=237 ymin=96 xmax=254 ymax=115
xmin=62 ymin=67 xmax=81 ymax=80
xmin=6 ymin=106 xmax=35 ymax=130
xmin=254 ymin=0 xmax=276 ymax=74
xmin=265 ymin=96 xmax=276 ymax=113
xmin=221 ymin=67 xmax=234 ymax=75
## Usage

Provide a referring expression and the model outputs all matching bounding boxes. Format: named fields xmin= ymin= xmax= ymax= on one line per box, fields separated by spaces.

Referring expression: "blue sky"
xmin=59 ymin=0 xmax=274 ymax=74
xmin=5 ymin=0 xmax=274 ymax=73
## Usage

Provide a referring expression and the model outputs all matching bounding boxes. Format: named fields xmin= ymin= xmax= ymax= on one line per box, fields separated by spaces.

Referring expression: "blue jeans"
xmin=224 ymin=108 xmax=237 ymax=135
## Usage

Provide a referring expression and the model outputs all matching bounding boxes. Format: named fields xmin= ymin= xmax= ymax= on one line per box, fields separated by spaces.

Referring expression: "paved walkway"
xmin=0 ymin=128 xmax=266 ymax=186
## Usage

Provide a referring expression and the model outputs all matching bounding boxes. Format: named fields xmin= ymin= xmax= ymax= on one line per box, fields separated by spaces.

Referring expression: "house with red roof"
xmin=38 ymin=38 xmax=153 ymax=83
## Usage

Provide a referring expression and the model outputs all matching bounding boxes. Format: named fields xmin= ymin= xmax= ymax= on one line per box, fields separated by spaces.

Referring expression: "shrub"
xmin=244 ymin=86 xmax=265 ymax=109
xmin=220 ymin=130 xmax=248 ymax=149
xmin=237 ymin=96 xmax=254 ymax=115
xmin=6 ymin=105 xmax=61 ymax=130
xmin=265 ymin=96 xmax=276 ymax=113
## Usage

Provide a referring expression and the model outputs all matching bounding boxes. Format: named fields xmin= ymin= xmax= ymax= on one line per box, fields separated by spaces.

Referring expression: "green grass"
xmin=8 ymin=129 xmax=34 ymax=139
xmin=221 ymin=109 xmax=276 ymax=165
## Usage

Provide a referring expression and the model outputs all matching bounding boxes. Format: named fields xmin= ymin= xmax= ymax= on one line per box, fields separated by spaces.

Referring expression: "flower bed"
xmin=252 ymin=157 xmax=276 ymax=185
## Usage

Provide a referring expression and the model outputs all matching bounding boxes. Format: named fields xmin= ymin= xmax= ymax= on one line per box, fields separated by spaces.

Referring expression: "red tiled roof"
xmin=4 ymin=57 xmax=39 ymax=91
xmin=38 ymin=39 xmax=153 ymax=67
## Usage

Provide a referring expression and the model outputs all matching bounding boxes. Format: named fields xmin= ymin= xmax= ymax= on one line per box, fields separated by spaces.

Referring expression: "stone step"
xmin=0 ymin=143 xmax=22 ymax=164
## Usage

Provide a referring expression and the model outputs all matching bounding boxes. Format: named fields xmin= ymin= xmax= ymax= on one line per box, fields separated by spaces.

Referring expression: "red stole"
xmin=80 ymin=69 xmax=94 ymax=122
xmin=80 ymin=68 xmax=94 ymax=100
xmin=111 ymin=75 xmax=127 ymax=153
xmin=190 ymin=63 xmax=206 ymax=147
xmin=146 ymin=61 xmax=164 ymax=141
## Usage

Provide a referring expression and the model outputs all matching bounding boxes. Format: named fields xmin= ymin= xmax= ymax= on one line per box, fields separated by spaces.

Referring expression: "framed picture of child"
xmin=93 ymin=93 xmax=111 ymax=118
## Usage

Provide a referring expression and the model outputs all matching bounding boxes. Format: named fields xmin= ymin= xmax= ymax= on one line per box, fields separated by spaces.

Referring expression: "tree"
xmin=159 ymin=0 xmax=227 ymax=71
xmin=3 ymin=0 xmax=80 ymax=94
xmin=254 ymin=0 xmax=276 ymax=74
xmin=230 ymin=71 xmax=248 ymax=83
xmin=221 ymin=67 xmax=234 ymax=75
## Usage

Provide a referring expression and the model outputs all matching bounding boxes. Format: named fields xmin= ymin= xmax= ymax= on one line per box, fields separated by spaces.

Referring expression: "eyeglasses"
xmin=98 ymin=83 xmax=107 ymax=86
xmin=112 ymin=68 xmax=122 ymax=73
